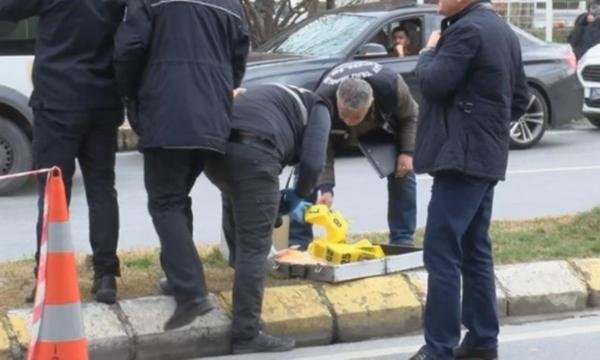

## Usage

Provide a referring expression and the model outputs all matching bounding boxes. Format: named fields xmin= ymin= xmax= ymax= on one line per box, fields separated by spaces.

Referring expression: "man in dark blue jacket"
xmin=114 ymin=0 xmax=249 ymax=330
xmin=0 ymin=0 xmax=126 ymax=304
xmin=409 ymin=1 xmax=529 ymax=359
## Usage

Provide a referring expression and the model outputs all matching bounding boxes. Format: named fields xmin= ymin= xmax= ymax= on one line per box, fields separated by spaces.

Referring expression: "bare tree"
xmin=242 ymin=0 xmax=364 ymax=47
xmin=242 ymin=0 xmax=320 ymax=47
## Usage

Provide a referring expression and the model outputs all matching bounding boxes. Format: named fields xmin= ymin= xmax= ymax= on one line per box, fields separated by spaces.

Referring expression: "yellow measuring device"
xmin=305 ymin=205 xmax=385 ymax=264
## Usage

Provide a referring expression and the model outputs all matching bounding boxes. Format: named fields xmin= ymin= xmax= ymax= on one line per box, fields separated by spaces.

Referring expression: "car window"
xmin=362 ymin=17 xmax=424 ymax=58
xmin=0 ymin=19 xmax=37 ymax=56
xmin=268 ymin=13 xmax=378 ymax=57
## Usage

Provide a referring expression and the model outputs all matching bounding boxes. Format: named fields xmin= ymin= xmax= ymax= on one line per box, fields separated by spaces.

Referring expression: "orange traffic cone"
xmin=28 ymin=167 xmax=88 ymax=360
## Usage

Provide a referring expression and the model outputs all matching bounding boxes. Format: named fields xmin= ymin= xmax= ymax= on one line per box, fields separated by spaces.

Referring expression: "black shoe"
xmin=164 ymin=297 xmax=214 ymax=331
xmin=408 ymin=349 xmax=437 ymax=360
xmin=454 ymin=345 xmax=498 ymax=360
xmin=91 ymin=275 xmax=117 ymax=304
xmin=157 ymin=277 xmax=174 ymax=296
xmin=232 ymin=332 xmax=295 ymax=354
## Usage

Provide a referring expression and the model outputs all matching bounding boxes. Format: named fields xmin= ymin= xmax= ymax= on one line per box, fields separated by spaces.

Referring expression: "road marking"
xmin=412 ymin=165 xmax=600 ymax=181
xmin=507 ymin=165 xmax=600 ymax=175
xmin=117 ymin=153 xmax=600 ymax=177
xmin=294 ymin=324 xmax=600 ymax=360
xmin=544 ymin=129 xmax=596 ymax=135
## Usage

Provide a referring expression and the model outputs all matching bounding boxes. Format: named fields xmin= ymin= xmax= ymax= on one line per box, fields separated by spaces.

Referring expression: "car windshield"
xmin=269 ymin=13 xmax=378 ymax=57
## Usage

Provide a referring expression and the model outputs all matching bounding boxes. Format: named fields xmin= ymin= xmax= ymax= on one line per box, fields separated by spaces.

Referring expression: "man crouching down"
xmin=163 ymin=84 xmax=330 ymax=354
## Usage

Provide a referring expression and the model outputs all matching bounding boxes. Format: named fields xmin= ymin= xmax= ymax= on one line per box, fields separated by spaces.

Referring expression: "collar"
xmin=442 ymin=0 xmax=491 ymax=31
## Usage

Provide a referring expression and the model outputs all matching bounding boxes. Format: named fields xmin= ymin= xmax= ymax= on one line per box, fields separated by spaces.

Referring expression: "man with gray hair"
xmin=289 ymin=61 xmax=418 ymax=249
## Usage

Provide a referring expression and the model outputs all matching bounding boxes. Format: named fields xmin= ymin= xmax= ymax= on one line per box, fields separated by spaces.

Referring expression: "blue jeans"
xmin=288 ymin=172 xmax=417 ymax=248
xmin=421 ymin=172 xmax=499 ymax=360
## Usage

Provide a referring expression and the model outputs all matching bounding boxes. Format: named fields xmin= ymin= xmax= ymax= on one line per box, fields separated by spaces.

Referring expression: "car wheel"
xmin=0 ymin=116 xmax=32 ymax=195
xmin=585 ymin=115 xmax=600 ymax=129
xmin=509 ymin=87 xmax=548 ymax=150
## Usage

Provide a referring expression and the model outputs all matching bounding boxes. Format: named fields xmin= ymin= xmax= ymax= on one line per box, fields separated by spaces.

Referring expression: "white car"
xmin=577 ymin=43 xmax=600 ymax=129
xmin=0 ymin=19 xmax=36 ymax=194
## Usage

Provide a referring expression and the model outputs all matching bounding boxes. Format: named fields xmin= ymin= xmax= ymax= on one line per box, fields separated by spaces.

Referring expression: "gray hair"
xmin=336 ymin=78 xmax=373 ymax=111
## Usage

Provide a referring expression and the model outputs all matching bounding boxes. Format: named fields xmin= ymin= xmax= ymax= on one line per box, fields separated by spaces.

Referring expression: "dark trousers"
xmin=205 ymin=142 xmax=281 ymax=340
xmin=33 ymin=109 xmax=122 ymax=278
xmin=143 ymin=148 xmax=209 ymax=305
xmin=422 ymin=172 xmax=499 ymax=360
xmin=289 ymin=171 xmax=417 ymax=248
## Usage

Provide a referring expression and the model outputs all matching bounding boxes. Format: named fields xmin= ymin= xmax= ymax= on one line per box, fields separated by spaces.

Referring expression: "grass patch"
xmin=1 ymin=208 xmax=599 ymax=312
xmin=351 ymin=208 xmax=600 ymax=264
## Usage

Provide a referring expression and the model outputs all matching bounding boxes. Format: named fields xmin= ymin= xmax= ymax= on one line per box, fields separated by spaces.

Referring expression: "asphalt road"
xmin=1 ymin=124 xmax=600 ymax=260
xmin=203 ymin=310 xmax=600 ymax=360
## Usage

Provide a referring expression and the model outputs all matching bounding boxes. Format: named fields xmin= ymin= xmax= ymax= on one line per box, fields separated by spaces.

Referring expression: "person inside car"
xmin=389 ymin=26 xmax=413 ymax=57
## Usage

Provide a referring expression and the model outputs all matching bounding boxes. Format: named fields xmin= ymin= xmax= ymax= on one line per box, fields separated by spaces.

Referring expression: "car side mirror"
xmin=355 ymin=43 xmax=389 ymax=58
xmin=0 ymin=21 xmax=17 ymax=37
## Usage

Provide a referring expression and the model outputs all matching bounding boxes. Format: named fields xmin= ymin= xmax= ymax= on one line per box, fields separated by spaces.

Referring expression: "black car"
xmin=243 ymin=2 xmax=583 ymax=149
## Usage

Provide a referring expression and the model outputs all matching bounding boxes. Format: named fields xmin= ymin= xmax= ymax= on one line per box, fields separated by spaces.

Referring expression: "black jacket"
xmin=0 ymin=0 xmax=125 ymax=111
xmin=114 ymin=0 xmax=250 ymax=151
xmin=568 ymin=14 xmax=600 ymax=60
xmin=232 ymin=84 xmax=331 ymax=198
xmin=414 ymin=1 xmax=529 ymax=181
xmin=315 ymin=61 xmax=418 ymax=190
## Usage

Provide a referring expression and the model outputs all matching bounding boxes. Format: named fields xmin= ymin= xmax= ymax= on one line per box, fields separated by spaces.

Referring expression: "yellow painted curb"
xmin=0 ymin=321 xmax=10 ymax=359
xmin=7 ymin=311 xmax=29 ymax=348
xmin=322 ymin=275 xmax=422 ymax=342
xmin=570 ymin=258 xmax=600 ymax=306
xmin=220 ymin=284 xmax=333 ymax=345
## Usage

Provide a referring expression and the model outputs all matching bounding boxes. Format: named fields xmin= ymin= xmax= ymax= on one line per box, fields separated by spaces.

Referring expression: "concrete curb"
xmin=3 ymin=258 xmax=600 ymax=359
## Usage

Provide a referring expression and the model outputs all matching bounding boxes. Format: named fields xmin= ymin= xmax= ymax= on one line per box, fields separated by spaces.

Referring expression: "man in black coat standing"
xmin=0 ymin=0 xmax=126 ymax=304
xmin=114 ymin=0 xmax=249 ymax=330
xmin=569 ymin=0 xmax=600 ymax=60
xmin=409 ymin=1 xmax=529 ymax=359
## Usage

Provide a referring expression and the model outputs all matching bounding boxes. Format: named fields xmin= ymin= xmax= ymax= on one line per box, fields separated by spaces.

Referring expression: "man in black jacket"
xmin=569 ymin=0 xmax=600 ymax=60
xmin=409 ymin=1 xmax=529 ymax=359
xmin=204 ymin=84 xmax=329 ymax=353
xmin=0 ymin=0 xmax=126 ymax=304
xmin=289 ymin=61 xmax=419 ymax=249
xmin=114 ymin=0 xmax=249 ymax=330
xmin=158 ymin=83 xmax=330 ymax=353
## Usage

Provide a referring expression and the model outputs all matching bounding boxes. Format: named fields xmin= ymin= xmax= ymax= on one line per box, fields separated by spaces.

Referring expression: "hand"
xmin=232 ymin=88 xmax=246 ymax=98
xmin=395 ymin=154 xmax=413 ymax=178
xmin=394 ymin=44 xmax=405 ymax=57
xmin=291 ymin=200 xmax=312 ymax=223
xmin=588 ymin=14 xmax=595 ymax=23
xmin=426 ymin=30 xmax=441 ymax=48
xmin=316 ymin=192 xmax=334 ymax=208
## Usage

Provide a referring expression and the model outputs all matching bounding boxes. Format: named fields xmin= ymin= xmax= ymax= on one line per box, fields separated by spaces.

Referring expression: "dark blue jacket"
xmin=414 ymin=1 xmax=529 ymax=181
xmin=113 ymin=0 xmax=249 ymax=152
xmin=568 ymin=14 xmax=600 ymax=60
xmin=0 ymin=0 xmax=125 ymax=111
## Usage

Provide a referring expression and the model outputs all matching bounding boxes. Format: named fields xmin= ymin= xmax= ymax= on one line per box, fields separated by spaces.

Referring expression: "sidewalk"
xmin=2 ymin=258 xmax=600 ymax=359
